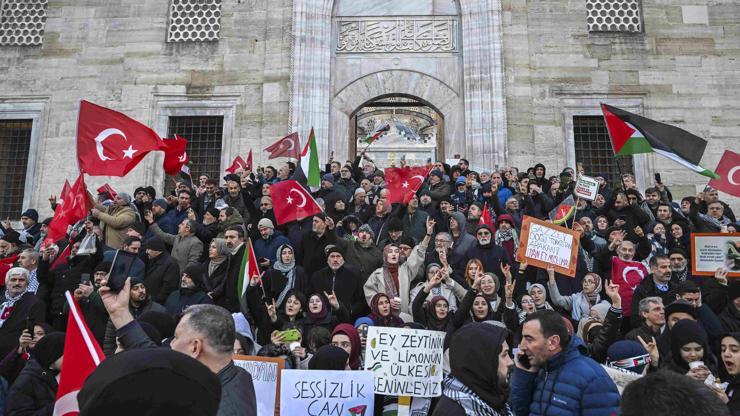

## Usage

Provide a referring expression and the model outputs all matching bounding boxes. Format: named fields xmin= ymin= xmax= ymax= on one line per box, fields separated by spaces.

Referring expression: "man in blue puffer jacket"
xmin=511 ymin=309 xmax=621 ymax=416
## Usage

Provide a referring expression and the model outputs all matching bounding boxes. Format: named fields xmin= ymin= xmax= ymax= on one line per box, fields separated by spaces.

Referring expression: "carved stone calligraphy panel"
xmin=336 ymin=17 xmax=458 ymax=53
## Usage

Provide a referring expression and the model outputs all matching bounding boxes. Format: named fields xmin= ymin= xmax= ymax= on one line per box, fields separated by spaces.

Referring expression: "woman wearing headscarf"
xmin=527 ymin=283 xmax=553 ymax=311
xmin=202 ymin=238 xmax=231 ymax=306
xmin=262 ymin=244 xmax=308 ymax=310
xmin=452 ymin=269 xmax=518 ymax=333
xmin=0 ymin=322 xmax=55 ymax=385
xmin=308 ymin=345 xmax=350 ymax=371
xmin=246 ymin=270 xmax=308 ymax=345
xmin=433 ymin=323 xmax=514 ymax=416
xmin=366 ymin=293 xmax=404 ymax=328
xmin=409 ymin=263 xmax=467 ymax=313
xmin=6 ymin=332 xmax=65 ymax=416
xmin=662 ymin=319 xmax=719 ymax=383
xmin=301 ymin=292 xmax=348 ymax=343
xmin=412 ymin=292 xmax=453 ymax=333
xmin=494 ymin=214 xmax=519 ymax=261
xmin=90 ymin=192 xmax=138 ymax=250
xmin=575 ymin=280 xmax=623 ymax=363
xmin=547 ymin=267 xmax=603 ymax=323
xmin=719 ymin=333 xmax=740 ymax=414
xmin=330 ymin=323 xmax=362 ymax=370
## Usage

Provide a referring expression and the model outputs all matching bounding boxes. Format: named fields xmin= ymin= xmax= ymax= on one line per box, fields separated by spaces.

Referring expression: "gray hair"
xmin=639 ymin=296 xmax=663 ymax=315
xmin=21 ymin=249 xmax=40 ymax=264
xmin=6 ymin=267 xmax=29 ymax=281
xmin=436 ymin=232 xmax=452 ymax=244
xmin=182 ymin=304 xmax=235 ymax=355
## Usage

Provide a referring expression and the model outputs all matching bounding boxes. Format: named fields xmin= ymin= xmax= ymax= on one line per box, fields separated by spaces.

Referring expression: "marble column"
xmin=289 ymin=0 xmax=333 ymax=162
xmin=460 ymin=0 xmax=508 ymax=169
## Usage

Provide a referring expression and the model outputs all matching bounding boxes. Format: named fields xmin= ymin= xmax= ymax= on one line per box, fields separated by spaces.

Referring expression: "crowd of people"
xmin=0 ymin=153 xmax=738 ymax=415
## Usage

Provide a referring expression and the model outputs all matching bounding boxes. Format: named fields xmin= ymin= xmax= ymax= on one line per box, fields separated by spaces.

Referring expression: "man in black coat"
xmin=630 ymin=255 xmax=674 ymax=327
xmin=465 ymin=224 xmax=513 ymax=288
xmin=297 ymin=214 xmax=338 ymax=278
xmin=0 ymin=268 xmax=45 ymax=356
xmin=144 ymin=237 xmax=181 ymax=305
xmin=309 ymin=246 xmax=367 ymax=320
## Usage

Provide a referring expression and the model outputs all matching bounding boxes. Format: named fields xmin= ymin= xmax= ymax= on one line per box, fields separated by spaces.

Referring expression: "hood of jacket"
xmin=450 ymin=211 xmax=468 ymax=234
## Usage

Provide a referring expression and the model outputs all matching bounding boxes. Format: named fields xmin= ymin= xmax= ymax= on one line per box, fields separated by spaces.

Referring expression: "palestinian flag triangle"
xmin=237 ymin=237 xmax=259 ymax=307
xmin=601 ymin=103 xmax=718 ymax=179
xmin=549 ymin=195 xmax=576 ymax=226
xmin=300 ymin=127 xmax=321 ymax=191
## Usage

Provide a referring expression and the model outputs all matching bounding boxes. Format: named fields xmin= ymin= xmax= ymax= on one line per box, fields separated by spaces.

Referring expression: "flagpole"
xmin=600 ymin=103 xmax=629 ymax=192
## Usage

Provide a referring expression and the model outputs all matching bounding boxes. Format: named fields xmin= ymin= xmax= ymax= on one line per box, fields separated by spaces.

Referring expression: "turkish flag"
xmin=270 ymin=180 xmax=323 ymax=225
xmin=77 ymin=100 xmax=165 ymax=176
xmin=385 ymin=166 xmax=431 ymax=204
xmin=265 ymin=132 xmax=301 ymax=160
xmin=708 ymin=150 xmax=740 ymax=197
xmin=96 ymin=183 xmax=117 ymax=200
xmin=162 ymin=134 xmax=189 ymax=176
xmin=57 ymin=180 xmax=72 ymax=207
xmin=611 ymin=257 xmax=648 ymax=317
xmin=479 ymin=201 xmax=495 ymax=230
xmin=0 ymin=255 xmax=19 ymax=286
xmin=246 ymin=149 xmax=253 ymax=171
xmin=225 ymin=155 xmax=248 ymax=174
xmin=54 ymin=292 xmax=105 ymax=416
xmin=47 ymin=174 xmax=92 ymax=244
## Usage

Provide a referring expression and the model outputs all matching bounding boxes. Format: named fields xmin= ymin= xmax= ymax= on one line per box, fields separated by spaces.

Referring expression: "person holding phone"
xmin=510 ymin=310 xmax=620 ymax=416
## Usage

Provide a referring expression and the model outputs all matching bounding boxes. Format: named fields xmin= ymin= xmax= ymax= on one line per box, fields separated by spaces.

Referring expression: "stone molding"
xmin=336 ymin=17 xmax=458 ymax=53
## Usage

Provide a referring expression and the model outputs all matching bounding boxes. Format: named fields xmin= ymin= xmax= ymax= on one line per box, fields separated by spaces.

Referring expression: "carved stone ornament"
xmin=336 ymin=18 xmax=458 ymax=53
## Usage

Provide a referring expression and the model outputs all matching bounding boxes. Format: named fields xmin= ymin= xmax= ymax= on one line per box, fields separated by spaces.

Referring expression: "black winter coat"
xmin=6 ymin=359 xmax=58 ymax=416
xmin=144 ymin=252 xmax=181 ymax=304
xmin=0 ymin=293 xmax=45 ymax=357
xmin=309 ymin=265 xmax=367 ymax=320
xmin=297 ymin=230 xmax=337 ymax=278
xmin=203 ymin=258 xmax=231 ymax=307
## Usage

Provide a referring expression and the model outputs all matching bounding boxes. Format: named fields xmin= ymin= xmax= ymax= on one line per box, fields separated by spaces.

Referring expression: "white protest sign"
xmin=517 ymin=216 xmax=580 ymax=277
xmin=364 ymin=326 xmax=444 ymax=397
xmin=279 ymin=370 xmax=374 ymax=416
xmin=574 ymin=174 xmax=599 ymax=201
xmin=233 ymin=356 xmax=283 ymax=416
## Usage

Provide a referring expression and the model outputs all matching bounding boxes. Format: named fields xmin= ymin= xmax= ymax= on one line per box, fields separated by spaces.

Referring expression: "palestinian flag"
xmin=299 ymin=127 xmax=321 ymax=191
xmin=237 ymin=238 xmax=259 ymax=307
xmin=361 ymin=123 xmax=390 ymax=144
xmin=549 ymin=195 xmax=576 ymax=226
xmin=601 ymin=103 xmax=718 ymax=179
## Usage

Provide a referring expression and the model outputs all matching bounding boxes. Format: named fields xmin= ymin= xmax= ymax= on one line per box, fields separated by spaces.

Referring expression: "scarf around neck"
xmin=442 ymin=376 xmax=513 ymax=416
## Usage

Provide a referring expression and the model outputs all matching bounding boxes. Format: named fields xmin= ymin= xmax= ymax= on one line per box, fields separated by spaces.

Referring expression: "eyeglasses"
xmin=435 ymin=239 xmax=451 ymax=244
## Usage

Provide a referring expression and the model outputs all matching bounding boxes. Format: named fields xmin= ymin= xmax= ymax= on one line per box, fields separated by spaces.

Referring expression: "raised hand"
xmin=604 ymin=280 xmax=621 ymax=309
xmin=266 ymin=299 xmax=277 ymax=322
xmin=500 ymin=263 xmax=512 ymax=284
xmin=504 ymin=279 xmax=516 ymax=301
xmin=324 ymin=291 xmax=340 ymax=310
xmin=637 ymin=335 xmax=659 ymax=367
xmin=426 ymin=217 xmax=436 ymax=235
xmin=715 ymin=267 xmax=729 ymax=286
xmin=546 ymin=265 xmax=556 ymax=282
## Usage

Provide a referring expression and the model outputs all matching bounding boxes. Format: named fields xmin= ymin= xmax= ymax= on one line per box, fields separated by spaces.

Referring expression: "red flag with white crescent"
xmin=265 ymin=132 xmax=301 ymax=160
xmin=47 ymin=174 xmax=92 ymax=244
xmin=162 ymin=134 xmax=189 ymax=176
xmin=479 ymin=201 xmax=495 ymax=230
xmin=270 ymin=180 xmax=323 ymax=225
xmin=225 ymin=155 xmax=248 ymax=174
xmin=77 ymin=100 xmax=165 ymax=176
xmin=385 ymin=166 xmax=431 ymax=204
xmin=53 ymin=292 xmax=105 ymax=416
xmin=610 ymin=257 xmax=647 ymax=317
xmin=708 ymin=150 xmax=740 ymax=198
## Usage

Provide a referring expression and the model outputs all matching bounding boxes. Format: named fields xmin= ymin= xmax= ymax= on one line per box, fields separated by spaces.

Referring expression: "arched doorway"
xmin=349 ymin=94 xmax=444 ymax=167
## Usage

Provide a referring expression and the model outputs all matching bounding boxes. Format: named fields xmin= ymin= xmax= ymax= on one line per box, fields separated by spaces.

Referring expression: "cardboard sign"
xmin=574 ymin=175 xmax=599 ymax=201
xmin=363 ymin=326 xmax=444 ymax=397
xmin=516 ymin=216 xmax=581 ymax=277
xmin=233 ymin=355 xmax=284 ymax=416
xmin=691 ymin=233 xmax=740 ymax=277
xmin=279 ymin=370 xmax=374 ymax=416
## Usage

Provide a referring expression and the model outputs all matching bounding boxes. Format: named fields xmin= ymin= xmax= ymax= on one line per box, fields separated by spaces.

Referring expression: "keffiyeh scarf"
xmin=442 ymin=376 xmax=513 ymax=416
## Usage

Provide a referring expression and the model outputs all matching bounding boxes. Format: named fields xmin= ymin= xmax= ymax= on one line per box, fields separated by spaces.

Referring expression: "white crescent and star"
xmin=287 ymin=188 xmax=307 ymax=208
xmin=728 ymin=166 xmax=740 ymax=186
xmin=178 ymin=152 xmax=188 ymax=163
xmin=621 ymin=266 xmax=644 ymax=291
xmin=94 ymin=128 xmax=139 ymax=161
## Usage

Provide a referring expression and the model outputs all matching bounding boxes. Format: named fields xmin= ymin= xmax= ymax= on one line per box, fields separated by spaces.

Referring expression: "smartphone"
xmin=107 ymin=250 xmax=138 ymax=293
xmin=278 ymin=329 xmax=302 ymax=342
xmin=80 ymin=273 xmax=91 ymax=285
xmin=654 ymin=173 xmax=662 ymax=184
xmin=25 ymin=316 xmax=34 ymax=335
xmin=360 ymin=325 xmax=369 ymax=338
xmin=516 ymin=351 xmax=532 ymax=369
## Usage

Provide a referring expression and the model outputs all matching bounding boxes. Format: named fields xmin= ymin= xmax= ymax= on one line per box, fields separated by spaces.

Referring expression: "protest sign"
xmin=233 ymin=355 xmax=284 ymax=416
xmin=363 ymin=326 xmax=444 ymax=398
xmin=279 ymin=370 xmax=374 ymax=416
xmin=691 ymin=233 xmax=740 ymax=277
xmin=574 ymin=174 xmax=599 ymax=201
xmin=516 ymin=215 xmax=581 ymax=277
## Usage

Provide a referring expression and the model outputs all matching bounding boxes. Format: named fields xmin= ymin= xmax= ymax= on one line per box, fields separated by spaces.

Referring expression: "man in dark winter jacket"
xmin=165 ymin=264 xmax=213 ymax=317
xmin=309 ymin=246 xmax=367 ymax=320
xmin=630 ymin=255 xmax=674 ymax=327
xmin=511 ymin=310 xmax=620 ymax=416
xmin=465 ymin=224 xmax=513 ymax=285
xmin=0 ymin=268 xmax=45 ymax=356
xmin=253 ymin=218 xmax=289 ymax=269
xmin=144 ymin=237 xmax=180 ymax=305
xmin=6 ymin=332 xmax=65 ymax=416
xmin=297 ymin=214 xmax=338 ymax=278
xmin=433 ymin=323 xmax=514 ymax=416
xmin=335 ymin=224 xmax=382 ymax=283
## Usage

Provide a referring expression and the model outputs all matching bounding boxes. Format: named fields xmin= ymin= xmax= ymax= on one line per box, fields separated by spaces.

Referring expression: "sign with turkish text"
xmin=517 ymin=216 xmax=581 ymax=278
xmin=691 ymin=233 xmax=740 ymax=277
xmin=574 ymin=174 xmax=599 ymax=201
xmin=279 ymin=370 xmax=374 ymax=416
xmin=233 ymin=355 xmax=284 ymax=416
xmin=363 ymin=326 xmax=444 ymax=397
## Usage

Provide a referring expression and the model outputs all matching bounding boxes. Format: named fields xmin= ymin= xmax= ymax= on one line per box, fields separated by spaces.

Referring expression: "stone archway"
xmin=330 ymin=70 xmax=463 ymax=162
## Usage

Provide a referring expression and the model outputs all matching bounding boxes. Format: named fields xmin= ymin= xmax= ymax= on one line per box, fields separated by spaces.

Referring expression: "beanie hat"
xmin=607 ymin=340 xmax=650 ymax=374
xmin=134 ymin=187 xmax=147 ymax=196
xmin=32 ymin=332 xmax=65 ymax=369
xmin=21 ymin=209 xmax=39 ymax=223
xmin=665 ymin=299 xmax=697 ymax=320
xmin=324 ymin=245 xmax=343 ymax=258
xmin=257 ymin=218 xmax=274 ymax=230
xmin=94 ymin=261 xmax=113 ymax=274
xmin=455 ymin=176 xmax=466 ymax=186
xmin=183 ymin=263 xmax=204 ymax=288
xmin=398 ymin=236 xmax=416 ymax=248
xmin=388 ymin=217 xmax=403 ymax=232
xmin=223 ymin=173 xmax=240 ymax=183
xmin=130 ymin=276 xmax=146 ymax=288
xmin=152 ymin=199 xmax=168 ymax=210
xmin=358 ymin=224 xmax=375 ymax=239
xmin=205 ymin=208 xmax=220 ymax=219
xmin=476 ymin=223 xmax=493 ymax=234
xmin=430 ymin=169 xmax=444 ymax=180
xmin=42 ymin=217 xmax=53 ymax=226
xmin=1 ymin=231 xmax=20 ymax=244
xmin=668 ymin=248 xmax=688 ymax=259
xmin=147 ymin=237 xmax=166 ymax=253
xmin=354 ymin=316 xmax=374 ymax=328
xmin=321 ymin=173 xmax=334 ymax=183
xmin=145 ymin=186 xmax=157 ymax=199
xmin=354 ymin=187 xmax=366 ymax=196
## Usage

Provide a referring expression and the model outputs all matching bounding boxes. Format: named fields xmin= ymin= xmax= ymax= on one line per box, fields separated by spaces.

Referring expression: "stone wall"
xmin=0 ymin=0 xmax=293 ymax=217
xmin=502 ymin=0 xmax=740 ymax=207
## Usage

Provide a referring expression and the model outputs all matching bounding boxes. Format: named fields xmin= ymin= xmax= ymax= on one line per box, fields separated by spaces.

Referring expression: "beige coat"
xmin=94 ymin=203 xmax=137 ymax=250
xmin=363 ymin=241 xmax=428 ymax=316
xmin=149 ymin=223 xmax=204 ymax=272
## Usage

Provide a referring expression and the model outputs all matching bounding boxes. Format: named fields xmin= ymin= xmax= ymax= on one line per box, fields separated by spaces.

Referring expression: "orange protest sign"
xmin=516 ymin=215 xmax=581 ymax=277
